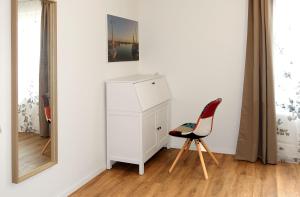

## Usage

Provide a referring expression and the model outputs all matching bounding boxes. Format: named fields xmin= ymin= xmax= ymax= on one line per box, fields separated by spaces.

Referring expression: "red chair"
xmin=41 ymin=95 xmax=51 ymax=155
xmin=168 ymin=98 xmax=222 ymax=179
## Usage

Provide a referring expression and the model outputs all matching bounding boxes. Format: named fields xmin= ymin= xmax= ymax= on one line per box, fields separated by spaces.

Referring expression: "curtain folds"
xmin=235 ymin=0 xmax=277 ymax=164
xmin=39 ymin=0 xmax=56 ymax=137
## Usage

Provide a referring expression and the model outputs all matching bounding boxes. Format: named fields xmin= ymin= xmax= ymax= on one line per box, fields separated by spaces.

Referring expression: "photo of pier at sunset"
xmin=107 ymin=15 xmax=139 ymax=62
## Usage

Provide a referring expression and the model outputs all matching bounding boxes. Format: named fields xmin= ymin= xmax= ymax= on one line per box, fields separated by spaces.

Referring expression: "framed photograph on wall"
xmin=107 ymin=15 xmax=139 ymax=62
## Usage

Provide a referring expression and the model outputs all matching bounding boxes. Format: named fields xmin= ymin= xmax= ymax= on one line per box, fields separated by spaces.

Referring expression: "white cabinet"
xmin=106 ymin=74 xmax=171 ymax=175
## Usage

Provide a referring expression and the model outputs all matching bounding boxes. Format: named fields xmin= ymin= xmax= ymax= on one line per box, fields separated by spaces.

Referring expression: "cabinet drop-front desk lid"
xmin=106 ymin=74 xmax=171 ymax=112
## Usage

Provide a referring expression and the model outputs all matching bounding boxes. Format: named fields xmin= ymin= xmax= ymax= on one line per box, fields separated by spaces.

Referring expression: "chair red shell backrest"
xmin=42 ymin=95 xmax=51 ymax=123
xmin=192 ymin=98 xmax=222 ymax=136
xmin=44 ymin=107 xmax=51 ymax=123
xmin=200 ymin=98 xmax=222 ymax=119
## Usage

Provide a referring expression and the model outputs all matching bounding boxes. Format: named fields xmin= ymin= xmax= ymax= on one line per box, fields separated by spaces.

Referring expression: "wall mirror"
xmin=11 ymin=0 xmax=57 ymax=183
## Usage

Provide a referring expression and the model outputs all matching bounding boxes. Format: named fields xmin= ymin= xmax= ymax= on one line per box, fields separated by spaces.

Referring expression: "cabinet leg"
xmin=139 ymin=163 xmax=144 ymax=175
xmin=107 ymin=160 xmax=112 ymax=169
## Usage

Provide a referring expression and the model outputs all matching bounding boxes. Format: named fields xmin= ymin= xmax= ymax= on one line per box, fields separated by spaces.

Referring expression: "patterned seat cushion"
xmin=169 ymin=123 xmax=207 ymax=139
xmin=173 ymin=123 xmax=196 ymax=134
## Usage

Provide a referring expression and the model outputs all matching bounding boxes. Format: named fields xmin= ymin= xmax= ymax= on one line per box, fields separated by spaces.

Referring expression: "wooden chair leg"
xmin=199 ymin=139 xmax=219 ymax=166
xmin=42 ymin=139 xmax=51 ymax=155
xmin=182 ymin=139 xmax=192 ymax=160
xmin=195 ymin=140 xmax=208 ymax=180
xmin=169 ymin=139 xmax=190 ymax=173
xmin=184 ymin=139 xmax=192 ymax=151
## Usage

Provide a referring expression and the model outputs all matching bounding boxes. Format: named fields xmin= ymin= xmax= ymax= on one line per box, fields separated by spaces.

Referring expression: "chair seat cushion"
xmin=169 ymin=123 xmax=207 ymax=139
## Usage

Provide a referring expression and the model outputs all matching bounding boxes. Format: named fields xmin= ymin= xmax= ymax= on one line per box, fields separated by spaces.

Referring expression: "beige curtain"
xmin=235 ymin=0 xmax=277 ymax=164
xmin=39 ymin=0 xmax=56 ymax=137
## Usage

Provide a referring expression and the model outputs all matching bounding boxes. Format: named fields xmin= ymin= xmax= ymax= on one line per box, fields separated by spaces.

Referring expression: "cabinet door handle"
xmin=152 ymin=82 xmax=156 ymax=85
xmin=157 ymin=126 xmax=162 ymax=130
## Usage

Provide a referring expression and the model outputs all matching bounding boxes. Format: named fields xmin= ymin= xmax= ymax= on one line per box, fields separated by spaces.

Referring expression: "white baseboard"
xmin=57 ymin=166 xmax=106 ymax=197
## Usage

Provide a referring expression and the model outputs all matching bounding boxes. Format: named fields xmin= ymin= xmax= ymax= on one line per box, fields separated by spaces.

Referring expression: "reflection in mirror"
xmin=12 ymin=0 xmax=57 ymax=183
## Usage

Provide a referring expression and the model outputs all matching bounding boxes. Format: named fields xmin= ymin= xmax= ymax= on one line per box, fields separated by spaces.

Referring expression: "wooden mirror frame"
xmin=11 ymin=0 xmax=58 ymax=183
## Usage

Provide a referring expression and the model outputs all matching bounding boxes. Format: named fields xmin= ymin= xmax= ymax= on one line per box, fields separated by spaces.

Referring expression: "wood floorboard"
xmin=18 ymin=132 xmax=51 ymax=177
xmin=71 ymin=149 xmax=300 ymax=197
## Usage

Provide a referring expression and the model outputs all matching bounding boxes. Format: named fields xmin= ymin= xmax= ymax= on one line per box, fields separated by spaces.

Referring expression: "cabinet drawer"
xmin=135 ymin=78 xmax=171 ymax=111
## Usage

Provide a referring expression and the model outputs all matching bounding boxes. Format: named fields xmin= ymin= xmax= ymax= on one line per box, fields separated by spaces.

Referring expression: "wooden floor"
xmin=18 ymin=132 xmax=51 ymax=176
xmin=71 ymin=148 xmax=300 ymax=197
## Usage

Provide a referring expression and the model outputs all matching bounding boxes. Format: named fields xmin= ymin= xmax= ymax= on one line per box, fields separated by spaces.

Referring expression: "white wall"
xmin=138 ymin=0 xmax=248 ymax=154
xmin=0 ymin=0 xmax=139 ymax=196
